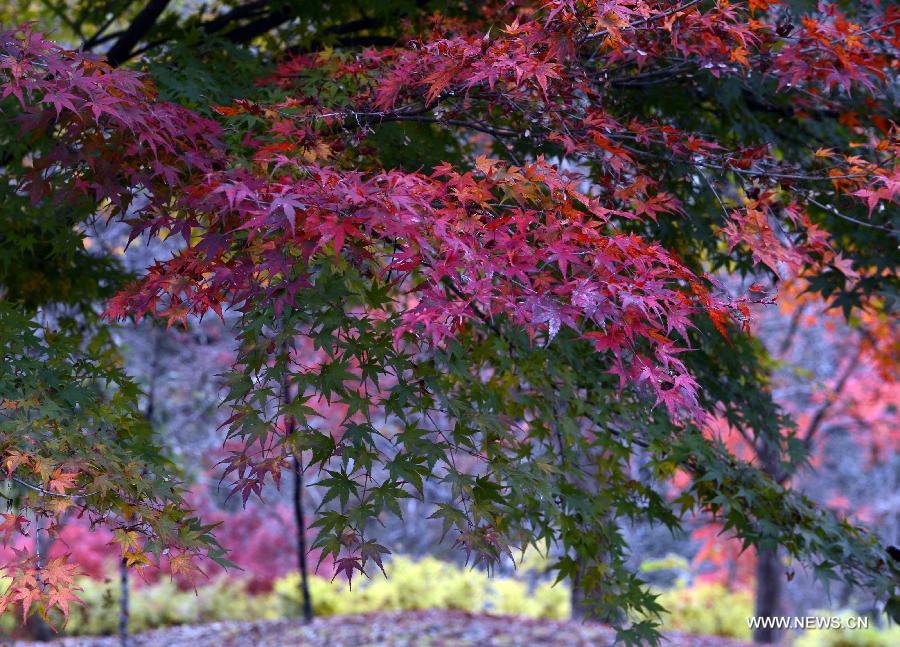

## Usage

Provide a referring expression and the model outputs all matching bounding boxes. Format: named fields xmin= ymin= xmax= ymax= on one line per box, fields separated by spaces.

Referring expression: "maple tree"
xmin=0 ymin=1 xmax=897 ymax=643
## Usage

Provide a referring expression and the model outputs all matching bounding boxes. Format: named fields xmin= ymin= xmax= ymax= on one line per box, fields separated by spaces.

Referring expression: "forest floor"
xmin=8 ymin=610 xmax=751 ymax=646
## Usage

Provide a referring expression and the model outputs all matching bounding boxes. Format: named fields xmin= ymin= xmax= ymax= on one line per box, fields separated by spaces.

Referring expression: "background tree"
xmin=686 ymin=279 xmax=898 ymax=642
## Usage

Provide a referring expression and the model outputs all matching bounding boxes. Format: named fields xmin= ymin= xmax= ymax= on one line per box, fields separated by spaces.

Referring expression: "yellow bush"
xmin=273 ymin=573 xmax=345 ymax=617
xmin=530 ymin=580 xmax=571 ymax=620
xmin=654 ymin=582 xmax=753 ymax=640
xmin=58 ymin=575 xmax=278 ymax=636
xmin=489 ymin=578 xmax=535 ymax=616
xmin=273 ymin=555 xmax=569 ymax=620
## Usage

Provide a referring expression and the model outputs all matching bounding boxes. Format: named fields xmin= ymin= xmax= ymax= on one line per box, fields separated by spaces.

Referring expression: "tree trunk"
xmin=23 ymin=611 xmax=53 ymax=640
xmin=571 ymin=564 xmax=585 ymax=620
xmin=281 ymin=337 xmax=313 ymax=623
xmin=293 ymin=453 xmax=313 ymax=623
xmin=119 ymin=557 xmax=130 ymax=647
xmin=753 ymin=546 xmax=783 ymax=644
xmin=754 ymin=443 xmax=784 ymax=644
xmin=570 ymin=558 xmax=621 ymax=624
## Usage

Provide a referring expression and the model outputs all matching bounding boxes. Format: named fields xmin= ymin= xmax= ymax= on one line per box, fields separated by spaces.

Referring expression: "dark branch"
xmin=801 ymin=345 xmax=864 ymax=446
xmin=106 ymin=0 xmax=171 ymax=67
xmin=220 ymin=5 xmax=296 ymax=44
xmin=200 ymin=0 xmax=269 ymax=34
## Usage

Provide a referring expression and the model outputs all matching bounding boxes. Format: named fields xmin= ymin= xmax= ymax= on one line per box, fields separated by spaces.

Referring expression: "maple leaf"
xmin=169 ymin=553 xmax=206 ymax=582
xmin=749 ymin=0 xmax=776 ymax=13
xmin=123 ymin=550 xmax=152 ymax=568
xmin=830 ymin=253 xmax=859 ymax=281
xmin=43 ymin=556 xmax=80 ymax=590
xmin=211 ymin=105 xmax=241 ymax=116
xmin=332 ymin=555 xmax=365 ymax=588
xmin=113 ymin=529 xmax=143 ymax=554
xmin=31 ymin=457 xmax=54 ymax=483
xmin=852 ymin=186 xmax=892 ymax=215
xmin=708 ymin=308 xmax=733 ymax=342
xmin=360 ymin=541 xmax=392 ymax=577
xmin=730 ymin=47 xmax=751 ymax=67
xmin=4 ymin=450 xmax=31 ymax=475
xmin=47 ymin=469 xmax=78 ymax=494
xmin=0 ymin=514 xmax=29 ymax=544
xmin=12 ymin=584 xmax=43 ymax=623
xmin=46 ymin=585 xmax=83 ymax=625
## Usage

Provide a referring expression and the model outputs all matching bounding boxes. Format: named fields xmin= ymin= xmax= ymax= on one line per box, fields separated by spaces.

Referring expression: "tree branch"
xmin=12 ymin=477 xmax=77 ymax=499
xmin=219 ymin=4 xmax=296 ymax=44
xmin=801 ymin=345 xmax=864 ymax=447
xmin=200 ymin=0 xmax=269 ymax=35
xmin=82 ymin=3 xmax=132 ymax=51
xmin=778 ymin=304 xmax=807 ymax=355
xmin=106 ymin=0 xmax=171 ymax=67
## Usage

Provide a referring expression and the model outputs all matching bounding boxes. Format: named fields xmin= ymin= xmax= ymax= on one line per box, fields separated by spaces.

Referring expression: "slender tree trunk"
xmin=571 ymin=565 xmax=584 ymax=620
xmin=753 ymin=546 xmax=783 ymax=644
xmin=293 ymin=453 xmax=313 ymax=623
xmin=281 ymin=336 xmax=313 ymax=622
xmin=754 ymin=444 xmax=784 ymax=644
xmin=119 ymin=557 xmax=130 ymax=647
xmin=569 ymin=449 xmax=619 ymax=625
xmin=570 ymin=564 xmax=602 ymax=621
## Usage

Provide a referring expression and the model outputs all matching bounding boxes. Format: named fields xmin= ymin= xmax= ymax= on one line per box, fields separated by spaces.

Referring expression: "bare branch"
xmin=106 ymin=0 xmax=171 ymax=67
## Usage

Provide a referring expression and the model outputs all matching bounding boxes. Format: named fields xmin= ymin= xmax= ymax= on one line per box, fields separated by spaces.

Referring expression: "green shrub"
xmin=64 ymin=577 xmax=121 ymax=635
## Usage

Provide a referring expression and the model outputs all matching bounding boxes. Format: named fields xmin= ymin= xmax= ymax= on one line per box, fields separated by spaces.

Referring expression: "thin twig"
xmin=11 ymin=477 xmax=77 ymax=499
xmin=806 ymin=197 xmax=896 ymax=233
xmin=583 ymin=0 xmax=703 ymax=43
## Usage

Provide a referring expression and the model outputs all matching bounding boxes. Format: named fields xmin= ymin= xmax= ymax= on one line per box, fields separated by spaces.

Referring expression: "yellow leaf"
xmin=114 ymin=530 xmax=142 ymax=553
xmin=123 ymin=550 xmax=151 ymax=568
